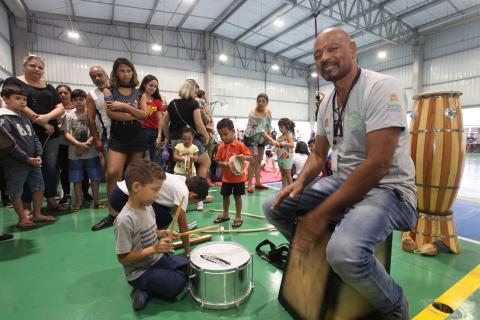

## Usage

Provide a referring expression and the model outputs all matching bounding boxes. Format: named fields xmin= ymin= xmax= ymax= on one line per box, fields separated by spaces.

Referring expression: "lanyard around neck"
xmin=332 ymin=68 xmax=362 ymax=145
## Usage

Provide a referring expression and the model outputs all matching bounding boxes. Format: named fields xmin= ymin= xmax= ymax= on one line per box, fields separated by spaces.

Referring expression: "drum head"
xmin=229 ymin=156 xmax=244 ymax=176
xmin=190 ymin=241 xmax=251 ymax=270
xmin=414 ymin=91 xmax=462 ymax=100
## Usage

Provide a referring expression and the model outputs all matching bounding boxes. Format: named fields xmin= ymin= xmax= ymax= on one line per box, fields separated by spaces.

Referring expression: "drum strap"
xmin=255 ymin=239 xmax=289 ymax=270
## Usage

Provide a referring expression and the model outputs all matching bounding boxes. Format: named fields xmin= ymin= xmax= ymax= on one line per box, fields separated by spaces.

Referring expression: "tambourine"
xmin=228 ymin=155 xmax=245 ymax=176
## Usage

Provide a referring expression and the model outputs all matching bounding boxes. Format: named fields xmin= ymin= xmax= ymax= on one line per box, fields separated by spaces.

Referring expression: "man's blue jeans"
xmin=263 ymin=176 xmax=417 ymax=314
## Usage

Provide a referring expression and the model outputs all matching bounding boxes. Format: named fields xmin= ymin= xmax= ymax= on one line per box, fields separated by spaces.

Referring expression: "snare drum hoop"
xmin=190 ymin=241 xmax=252 ymax=273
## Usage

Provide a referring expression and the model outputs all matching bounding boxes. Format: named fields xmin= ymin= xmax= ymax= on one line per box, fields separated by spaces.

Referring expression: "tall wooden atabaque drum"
xmin=408 ymin=91 xmax=465 ymax=254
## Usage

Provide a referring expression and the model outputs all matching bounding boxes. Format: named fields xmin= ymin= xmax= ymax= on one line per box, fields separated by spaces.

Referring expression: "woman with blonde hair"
xmin=162 ymin=79 xmax=211 ymax=211
xmin=4 ymin=54 xmax=65 ymax=218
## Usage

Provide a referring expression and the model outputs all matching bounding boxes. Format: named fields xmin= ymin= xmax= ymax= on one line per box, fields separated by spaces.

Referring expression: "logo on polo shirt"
xmin=386 ymin=94 xmax=401 ymax=111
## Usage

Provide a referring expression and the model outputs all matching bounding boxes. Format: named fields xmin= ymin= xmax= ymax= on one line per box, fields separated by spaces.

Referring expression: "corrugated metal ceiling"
xmin=20 ymin=0 xmax=480 ymax=66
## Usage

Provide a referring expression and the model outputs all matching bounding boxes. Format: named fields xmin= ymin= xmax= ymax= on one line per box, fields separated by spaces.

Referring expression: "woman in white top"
xmin=291 ymin=141 xmax=310 ymax=181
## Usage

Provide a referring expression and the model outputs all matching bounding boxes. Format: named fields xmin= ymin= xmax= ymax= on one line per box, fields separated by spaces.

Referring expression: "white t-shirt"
xmin=316 ymin=68 xmax=416 ymax=208
xmin=63 ymin=110 xmax=102 ymax=160
xmin=117 ymin=173 xmax=189 ymax=211
xmin=292 ymin=153 xmax=308 ymax=179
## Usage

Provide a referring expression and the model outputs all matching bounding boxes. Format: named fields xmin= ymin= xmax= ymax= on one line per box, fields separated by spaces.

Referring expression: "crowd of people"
xmin=0 ymin=54 xmax=314 ymax=236
xmin=0 ymin=26 xmax=416 ymax=319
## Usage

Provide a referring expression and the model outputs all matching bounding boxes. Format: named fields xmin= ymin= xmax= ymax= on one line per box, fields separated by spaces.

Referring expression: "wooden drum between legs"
xmin=408 ymin=91 xmax=465 ymax=253
xmin=279 ymin=226 xmax=392 ymax=320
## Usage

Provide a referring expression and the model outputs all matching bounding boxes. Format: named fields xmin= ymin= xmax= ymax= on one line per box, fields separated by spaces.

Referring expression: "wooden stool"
xmin=279 ymin=225 xmax=392 ymax=320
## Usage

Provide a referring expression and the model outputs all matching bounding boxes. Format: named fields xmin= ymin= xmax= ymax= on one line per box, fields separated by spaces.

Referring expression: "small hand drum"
xmin=229 ymin=155 xmax=244 ymax=176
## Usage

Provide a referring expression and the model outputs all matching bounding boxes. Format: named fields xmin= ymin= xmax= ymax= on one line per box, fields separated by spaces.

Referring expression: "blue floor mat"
xmin=453 ymin=199 xmax=480 ymax=241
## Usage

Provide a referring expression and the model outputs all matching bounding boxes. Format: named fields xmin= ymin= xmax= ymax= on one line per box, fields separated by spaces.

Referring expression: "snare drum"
xmin=229 ymin=155 xmax=244 ymax=176
xmin=189 ymin=241 xmax=254 ymax=309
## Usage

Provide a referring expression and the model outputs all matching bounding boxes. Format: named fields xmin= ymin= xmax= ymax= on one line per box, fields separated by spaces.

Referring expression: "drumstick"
xmin=178 ymin=225 xmax=220 ymax=237
xmin=202 ymin=226 xmax=277 ymax=233
xmin=168 ymin=196 xmax=185 ymax=237
xmin=209 ymin=209 xmax=266 ymax=220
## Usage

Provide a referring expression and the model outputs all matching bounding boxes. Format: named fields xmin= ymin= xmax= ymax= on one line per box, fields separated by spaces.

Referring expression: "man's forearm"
xmin=296 ymin=153 xmax=325 ymax=186
xmin=310 ymin=160 xmax=388 ymax=220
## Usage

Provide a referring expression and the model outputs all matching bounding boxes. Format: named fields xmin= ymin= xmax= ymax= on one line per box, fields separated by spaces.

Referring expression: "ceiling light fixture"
xmin=67 ymin=30 xmax=80 ymax=39
xmin=219 ymin=53 xmax=228 ymax=62
xmin=272 ymin=64 xmax=280 ymax=71
xmin=377 ymin=51 xmax=387 ymax=59
xmin=274 ymin=17 xmax=284 ymax=27
xmin=67 ymin=15 xmax=80 ymax=40
xmin=151 ymin=43 xmax=162 ymax=52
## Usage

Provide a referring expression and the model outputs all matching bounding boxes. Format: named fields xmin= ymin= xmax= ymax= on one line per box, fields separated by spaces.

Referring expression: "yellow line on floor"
xmin=413 ymin=264 xmax=480 ymax=320
xmin=457 ymin=196 xmax=480 ymax=203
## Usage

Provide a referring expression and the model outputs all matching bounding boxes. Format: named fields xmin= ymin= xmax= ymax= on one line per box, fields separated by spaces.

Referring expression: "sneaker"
xmin=3 ymin=201 xmax=13 ymax=208
xmin=58 ymin=195 xmax=71 ymax=205
xmin=83 ymin=193 xmax=94 ymax=203
xmin=132 ymin=289 xmax=150 ymax=311
xmin=196 ymin=201 xmax=204 ymax=211
xmin=91 ymin=215 xmax=116 ymax=232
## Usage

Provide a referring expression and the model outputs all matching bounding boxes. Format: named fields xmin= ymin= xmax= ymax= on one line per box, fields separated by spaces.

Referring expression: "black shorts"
xmin=221 ymin=182 xmax=245 ymax=196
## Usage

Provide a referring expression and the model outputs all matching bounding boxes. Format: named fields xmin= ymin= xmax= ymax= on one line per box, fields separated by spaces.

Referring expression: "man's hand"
xmin=291 ymin=213 xmax=328 ymax=253
xmin=27 ymin=157 xmax=42 ymax=167
xmin=35 ymin=114 xmax=51 ymax=126
xmin=271 ymin=180 xmax=304 ymax=210
xmin=43 ymin=124 xmax=54 ymax=136
xmin=94 ymin=139 xmax=103 ymax=152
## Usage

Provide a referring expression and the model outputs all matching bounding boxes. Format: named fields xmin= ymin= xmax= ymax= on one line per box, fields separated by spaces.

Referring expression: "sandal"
xmin=232 ymin=220 xmax=243 ymax=228
xmin=247 ymin=187 xmax=254 ymax=193
xmin=255 ymin=184 xmax=269 ymax=190
xmin=214 ymin=216 xmax=230 ymax=224
xmin=94 ymin=202 xmax=105 ymax=209
xmin=32 ymin=215 xmax=56 ymax=222
xmin=71 ymin=205 xmax=81 ymax=212
xmin=16 ymin=220 xmax=36 ymax=229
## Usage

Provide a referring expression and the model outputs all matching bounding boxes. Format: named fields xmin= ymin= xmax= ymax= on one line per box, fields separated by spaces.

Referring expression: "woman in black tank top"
xmin=94 ymin=58 xmax=147 ymax=227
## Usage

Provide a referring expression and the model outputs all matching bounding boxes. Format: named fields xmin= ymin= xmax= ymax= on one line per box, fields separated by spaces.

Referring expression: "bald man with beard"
xmin=263 ymin=28 xmax=416 ymax=319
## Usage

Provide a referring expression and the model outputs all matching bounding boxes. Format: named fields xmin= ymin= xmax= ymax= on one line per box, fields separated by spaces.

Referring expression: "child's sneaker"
xmin=132 ymin=289 xmax=150 ymax=311
xmin=196 ymin=201 xmax=204 ymax=211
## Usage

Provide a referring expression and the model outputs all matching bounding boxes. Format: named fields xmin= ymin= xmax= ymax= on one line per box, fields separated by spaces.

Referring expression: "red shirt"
xmin=142 ymin=99 xmax=164 ymax=129
xmin=216 ymin=140 xmax=251 ymax=183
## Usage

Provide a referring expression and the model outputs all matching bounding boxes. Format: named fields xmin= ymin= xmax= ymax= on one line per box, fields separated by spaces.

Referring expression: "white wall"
xmin=0 ymin=2 xmax=13 ymax=78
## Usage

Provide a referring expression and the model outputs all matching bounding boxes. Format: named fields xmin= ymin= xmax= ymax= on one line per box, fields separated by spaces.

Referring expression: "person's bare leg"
xmin=247 ymin=160 xmax=255 ymax=189
xmin=106 ymin=150 xmax=128 ymax=217
xmin=32 ymin=190 xmax=56 ymax=221
xmin=73 ymin=182 xmax=83 ymax=208
xmin=196 ymin=153 xmax=210 ymax=178
xmin=10 ymin=196 xmax=32 ymax=226
xmin=91 ymin=180 xmax=100 ymax=205
xmin=285 ymin=169 xmax=293 ymax=186
xmin=222 ymin=195 xmax=230 ymax=217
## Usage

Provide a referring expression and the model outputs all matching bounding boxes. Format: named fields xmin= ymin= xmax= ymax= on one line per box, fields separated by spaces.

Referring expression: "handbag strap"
xmin=173 ymin=100 xmax=201 ymax=137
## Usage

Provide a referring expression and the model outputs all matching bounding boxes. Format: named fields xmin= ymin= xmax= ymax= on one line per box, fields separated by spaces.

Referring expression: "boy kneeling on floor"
xmin=114 ymin=159 xmax=188 ymax=311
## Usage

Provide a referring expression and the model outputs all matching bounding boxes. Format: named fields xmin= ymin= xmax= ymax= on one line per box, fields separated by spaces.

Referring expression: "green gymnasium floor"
xmin=1 ymin=186 xmax=479 ymax=320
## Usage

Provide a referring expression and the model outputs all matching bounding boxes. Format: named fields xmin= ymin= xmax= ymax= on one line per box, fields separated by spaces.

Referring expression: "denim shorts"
xmin=278 ymin=156 xmax=293 ymax=169
xmin=69 ymin=157 xmax=103 ymax=183
xmin=5 ymin=165 xmax=44 ymax=197
xmin=171 ymin=138 xmax=206 ymax=155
